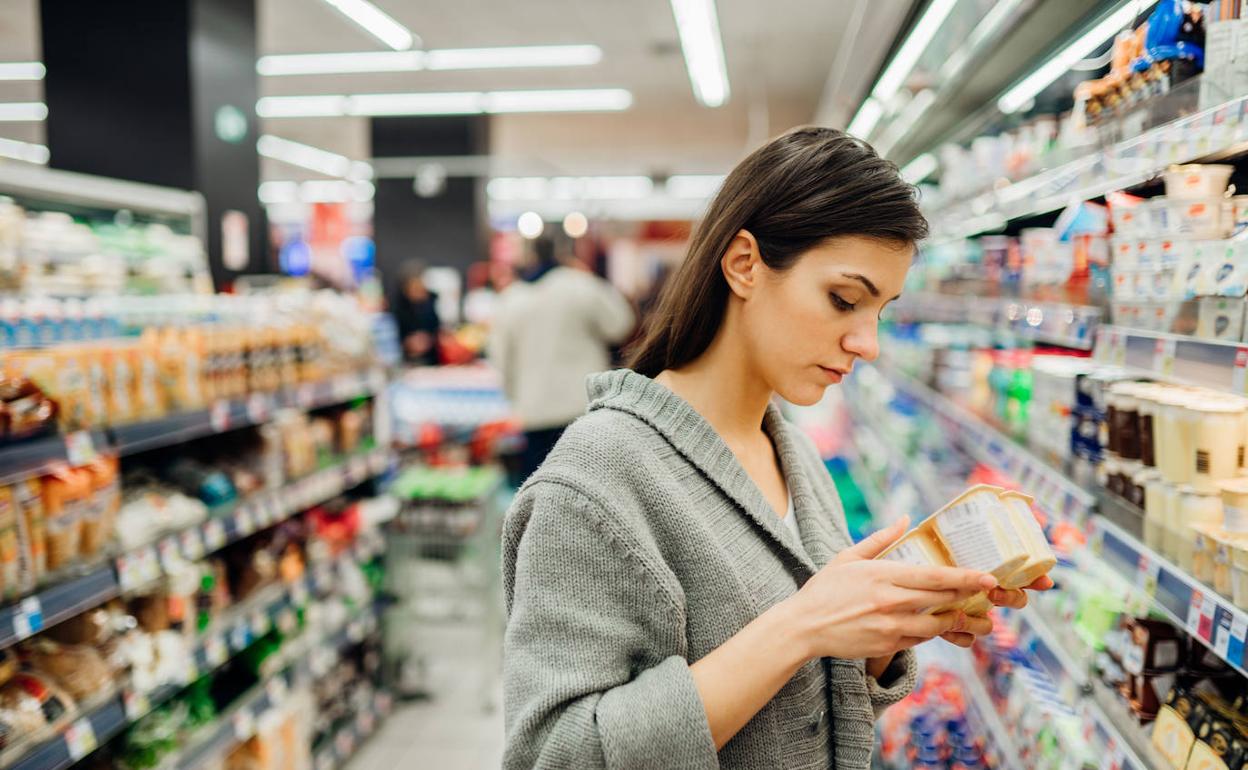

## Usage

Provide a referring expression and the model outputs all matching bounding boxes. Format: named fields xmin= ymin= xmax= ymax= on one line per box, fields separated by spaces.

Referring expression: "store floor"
xmin=347 ymin=624 xmax=504 ymax=769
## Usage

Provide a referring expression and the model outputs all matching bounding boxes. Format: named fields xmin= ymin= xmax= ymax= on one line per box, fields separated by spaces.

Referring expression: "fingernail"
xmin=954 ymin=612 xmax=966 ymax=632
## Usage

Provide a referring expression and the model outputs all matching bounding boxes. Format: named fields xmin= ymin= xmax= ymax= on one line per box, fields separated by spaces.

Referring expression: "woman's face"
xmin=740 ymin=235 xmax=912 ymax=406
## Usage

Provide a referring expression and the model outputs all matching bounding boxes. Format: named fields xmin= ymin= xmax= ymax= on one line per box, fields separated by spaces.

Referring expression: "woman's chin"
xmin=778 ymin=382 xmax=829 ymax=407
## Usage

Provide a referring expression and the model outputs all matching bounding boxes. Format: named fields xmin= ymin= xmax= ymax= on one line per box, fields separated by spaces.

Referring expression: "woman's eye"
xmin=830 ymin=293 xmax=856 ymax=312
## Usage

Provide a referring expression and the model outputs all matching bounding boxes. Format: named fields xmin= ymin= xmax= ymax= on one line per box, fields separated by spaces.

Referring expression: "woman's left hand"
xmin=939 ymin=575 xmax=1055 ymax=648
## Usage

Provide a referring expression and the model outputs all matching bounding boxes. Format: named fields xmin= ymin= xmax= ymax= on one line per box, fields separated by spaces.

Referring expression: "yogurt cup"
xmin=998 ymin=491 xmax=1057 ymax=589
xmin=1232 ymin=541 xmax=1248 ymax=610
xmin=1188 ymin=400 xmax=1246 ymax=493
xmin=1164 ymin=164 xmax=1234 ymax=199
xmin=1217 ymin=477 xmax=1248 ymax=533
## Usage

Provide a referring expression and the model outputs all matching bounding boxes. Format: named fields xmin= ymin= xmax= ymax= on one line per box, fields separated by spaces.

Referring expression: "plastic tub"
xmin=1188 ymin=400 xmax=1246 ymax=492
xmin=1177 ymin=524 xmax=1198 ymax=572
xmin=1165 ymin=164 xmax=1234 ymax=199
xmin=1111 ymin=202 xmax=1147 ymax=236
xmin=1215 ymin=532 xmax=1236 ymax=597
xmin=1232 ymin=541 xmax=1248 ymax=610
xmin=1218 ymin=477 xmax=1248 ymax=533
xmin=1193 ymin=524 xmax=1218 ymax=584
xmin=1162 ymin=198 xmax=1232 ymax=240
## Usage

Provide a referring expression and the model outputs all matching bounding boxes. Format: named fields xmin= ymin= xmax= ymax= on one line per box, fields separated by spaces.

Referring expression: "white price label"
xmin=1154 ymin=337 xmax=1177 ymax=376
xmin=123 ymin=690 xmax=150 ymax=722
xmin=180 ymin=528 xmax=204 ymax=561
xmin=116 ymin=552 xmax=141 ymax=591
xmin=157 ymin=537 xmax=182 ymax=573
xmin=235 ymin=504 xmax=256 ymax=536
xmin=266 ymin=493 xmax=285 ymax=523
xmin=206 ymin=634 xmax=228 ymax=666
xmin=12 ymin=596 xmax=43 ymax=640
xmin=1189 ymin=590 xmax=1205 ymax=635
xmin=247 ymin=393 xmax=272 ymax=424
xmin=233 ymin=709 xmax=255 ymax=740
xmin=203 ymin=519 xmax=227 ymax=551
xmin=1216 ymin=610 xmax=1234 ymax=659
xmin=64 ymin=718 xmax=97 ymax=760
xmin=65 ymin=430 xmax=97 ymax=466
xmin=141 ymin=547 xmax=162 ymax=583
xmin=210 ymin=400 xmax=231 ymax=433
xmin=1202 ymin=595 xmax=1218 ymax=642
xmin=1136 ymin=554 xmax=1161 ymax=598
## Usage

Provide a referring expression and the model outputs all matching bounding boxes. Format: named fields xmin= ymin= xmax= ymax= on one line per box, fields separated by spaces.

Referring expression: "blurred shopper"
xmin=490 ymin=236 xmax=634 ymax=482
xmin=393 ymin=261 xmax=441 ymax=366
xmin=501 ymin=128 xmax=1050 ymax=769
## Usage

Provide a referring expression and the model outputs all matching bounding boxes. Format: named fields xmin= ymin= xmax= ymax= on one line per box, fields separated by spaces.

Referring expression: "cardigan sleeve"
xmin=866 ymin=649 xmax=918 ymax=718
xmin=502 ymin=480 xmax=718 ymax=770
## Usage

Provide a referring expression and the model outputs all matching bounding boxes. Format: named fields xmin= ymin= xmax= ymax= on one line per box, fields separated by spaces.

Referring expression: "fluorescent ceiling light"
xmin=0 ymin=102 xmax=48 ymax=122
xmin=0 ymin=137 xmax=49 ymax=164
xmin=874 ymin=89 xmax=936 ymax=157
xmin=666 ymin=174 xmax=725 ymax=199
xmin=256 ymin=95 xmax=346 ymax=118
xmin=872 ymin=0 xmax=958 ymax=102
xmin=484 ymin=88 xmax=632 ymax=113
xmin=846 ymin=98 xmax=884 ymax=139
xmin=425 ymin=45 xmax=602 ymax=70
xmin=487 ymin=176 xmax=654 ymax=201
xmin=669 ymin=0 xmax=731 ymax=107
xmin=258 ymin=88 xmax=633 ymax=118
xmin=259 ymin=179 xmax=374 ymax=204
xmin=258 ymin=50 xmax=422 ymax=76
xmin=257 ymin=134 xmax=371 ymax=181
xmin=901 ymin=152 xmax=938 ymax=183
xmin=998 ymin=0 xmax=1140 ymax=114
xmin=258 ymin=181 xmax=299 ymax=204
xmin=318 ymin=0 xmax=415 ymax=50
xmin=257 ymin=45 xmax=601 ymax=76
xmin=0 ymin=62 xmax=44 ymax=81
xmin=939 ymin=0 xmax=1026 ymax=81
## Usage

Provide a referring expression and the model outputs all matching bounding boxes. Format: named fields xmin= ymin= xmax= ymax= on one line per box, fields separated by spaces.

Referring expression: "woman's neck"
xmin=655 ymin=329 xmax=773 ymax=444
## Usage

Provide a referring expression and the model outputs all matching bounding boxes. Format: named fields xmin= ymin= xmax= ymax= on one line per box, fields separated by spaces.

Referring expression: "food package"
xmin=876 ymin=485 xmax=1058 ymax=615
xmin=0 ymin=486 xmax=21 ymax=600
xmin=104 ymin=345 xmax=137 ymax=425
xmin=0 ymin=376 xmax=57 ymax=441
xmin=131 ymin=339 xmax=166 ymax=421
xmin=81 ymin=455 xmax=120 ymax=557
xmin=40 ymin=466 xmax=87 ymax=572
xmin=22 ymin=638 xmax=115 ymax=701
xmin=14 ymin=478 xmax=46 ymax=586
xmin=0 ymin=671 xmax=76 ymax=737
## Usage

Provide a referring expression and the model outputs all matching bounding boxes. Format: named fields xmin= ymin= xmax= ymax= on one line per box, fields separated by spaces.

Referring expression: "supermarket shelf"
xmin=1093 ymin=515 xmax=1248 ymax=679
xmin=871 ymin=362 xmax=1096 ymax=524
xmin=843 ymin=400 xmax=944 ymax=515
xmin=313 ymin=690 xmax=394 ymax=770
xmin=1096 ymin=487 xmax=1147 ymax=541
xmin=1089 ymin=678 xmax=1170 ymax=770
xmin=891 ymin=292 xmax=1102 ymax=351
xmin=928 ymin=95 xmax=1248 ymax=240
xmin=1093 ymin=325 xmax=1245 ymax=394
xmin=0 ymin=431 xmax=110 ymax=486
xmin=957 ymin=657 xmax=1024 ymax=770
xmin=0 ymin=163 xmax=205 ymax=222
xmin=0 ymin=447 xmax=391 ymax=654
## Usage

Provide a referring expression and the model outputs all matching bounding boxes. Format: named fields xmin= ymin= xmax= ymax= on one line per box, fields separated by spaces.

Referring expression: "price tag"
xmin=1154 ymin=337 xmax=1177 ymax=376
xmin=210 ymin=400 xmax=231 ymax=433
xmin=1215 ymin=607 xmax=1234 ymax=659
xmin=180 ymin=527 xmax=204 ymax=561
xmin=12 ymin=596 xmax=43 ymax=640
xmin=267 ymin=676 xmax=288 ymax=704
xmin=231 ymin=623 xmax=250 ymax=650
xmin=65 ymin=430 xmax=98 ymax=466
xmin=1137 ymin=554 xmax=1161 ymax=598
xmin=123 ymin=690 xmax=150 ymax=721
xmin=141 ymin=547 xmax=163 ymax=583
xmin=1189 ymin=590 xmax=1205 ymax=635
xmin=235 ymin=504 xmax=256 ymax=536
xmin=233 ymin=709 xmax=256 ymax=740
xmin=247 ymin=393 xmax=272 ymax=424
xmin=156 ymin=537 xmax=182 ymax=573
xmin=206 ymin=634 xmax=228 ymax=666
xmin=64 ymin=717 xmax=97 ymax=760
xmin=251 ymin=609 xmax=271 ymax=636
xmin=117 ymin=552 xmax=142 ymax=591
xmin=1230 ymin=613 xmax=1248 ymax=666
xmin=203 ymin=519 xmax=227 ymax=551
xmin=1234 ymin=348 xmax=1248 ymax=394
xmin=1201 ymin=594 xmax=1218 ymax=642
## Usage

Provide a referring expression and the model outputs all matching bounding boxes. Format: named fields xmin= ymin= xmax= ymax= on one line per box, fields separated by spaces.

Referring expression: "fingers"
xmin=939 ymin=632 xmax=976 ymax=648
xmin=884 ymin=563 xmax=998 ymax=593
xmin=898 ymin=611 xmax=963 ymax=639
xmin=883 ymin=586 xmax=984 ymax=613
xmin=988 ymin=588 xmax=1028 ymax=609
xmin=836 ymin=516 xmax=909 ymax=563
xmin=958 ymin=614 xmax=993 ymax=637
xmin=1026 ymin=575 xmax=1055 ymax=591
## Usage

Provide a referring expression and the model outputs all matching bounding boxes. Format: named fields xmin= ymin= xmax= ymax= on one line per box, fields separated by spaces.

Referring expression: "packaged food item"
xmin=997 ymin=491 xmax=1057 ymax=588
xmin=104 ymin=345 xmax=137 ymax=425
xmin=14 ymin=478 xmax=46 ymax=586
xmin=132 ymin=338 xmax=165 ymax=421
xmin=0 ymin=486 xmax=19 ymax=600
xmin=41 ymin=467 xmax=87 ymax=572
xmin=22 ymin=638 xmax=114 ymax=701
xmin=1165 ymin=164 xmax=1234 ymax=199
xmin=0 ymin=671 xmax=75 ymax=733
xmin=82 ymin=455 xmax=120 ymax=557
xmin=1188 ymin=399 xmax=1245 ymax=493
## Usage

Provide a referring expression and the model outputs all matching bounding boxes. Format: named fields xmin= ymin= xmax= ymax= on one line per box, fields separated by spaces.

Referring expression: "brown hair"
xmin=626 ymin=126 xmax=928 ymax=378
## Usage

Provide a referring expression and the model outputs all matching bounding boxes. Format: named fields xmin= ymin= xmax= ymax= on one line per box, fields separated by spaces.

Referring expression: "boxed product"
xmin=876 ymin=485 xmax=1057 ymax=614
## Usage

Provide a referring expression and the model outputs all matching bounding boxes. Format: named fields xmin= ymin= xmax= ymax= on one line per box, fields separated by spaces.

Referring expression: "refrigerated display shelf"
xmin=4 ymin=545 xmax=383 ymax=770
xmin=928 ymin=94 xmax=1248 ymax=241
xmin=871 ymin=363 xmax=1095 ymax=524
xmin=957 ymin=656 xmax=1024 ymax=770
xmin=0 ymin=369 xmax=386 ymax=487
xmin=312 ymin=690 xmax=394 ymax=770
xmin=890 ymin=293 xmax=1102 ymax=351
xmin=1093 ymin=325 xmax=1247 ymax=395
xmin=1093 ymin=515 xmax=1248 ymax=680
xmin=0 ymin=447 xmax=392 ymax=653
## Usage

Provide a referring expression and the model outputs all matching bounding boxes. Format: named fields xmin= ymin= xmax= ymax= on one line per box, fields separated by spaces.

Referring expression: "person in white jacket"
xmin=490 ymin=237 xmax=635 ymax=481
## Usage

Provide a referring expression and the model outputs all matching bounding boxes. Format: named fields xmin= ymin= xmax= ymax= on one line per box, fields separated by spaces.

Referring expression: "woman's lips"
xmin=819 ymin=366 xmax=846 ymax=383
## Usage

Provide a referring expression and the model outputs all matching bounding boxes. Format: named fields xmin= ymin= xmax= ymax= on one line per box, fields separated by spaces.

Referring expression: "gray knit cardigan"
xmin=502 ymin=369 xmax=917 ymax=769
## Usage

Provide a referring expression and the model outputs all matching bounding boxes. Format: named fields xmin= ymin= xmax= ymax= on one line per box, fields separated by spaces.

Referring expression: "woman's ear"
xmin=721 ymin=229 xmax=762 ymax=300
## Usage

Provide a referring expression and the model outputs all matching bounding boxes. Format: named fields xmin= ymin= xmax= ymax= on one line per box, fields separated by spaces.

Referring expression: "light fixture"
xmin=317 ymin=0 xmax=415 ymax=51
xmin=997 ymin=0 xmax=1140 ymax=114
xmin=874 ymin=89 xmax=936 ymax=157
xmin=939 ymin=0 xmax=1027 ymax=82
xmin=258 ymin=179 xmax=375 ymax=204
xmin=846 ymin=98 xmax=883 ymax=139
xmin=0 ymin=102 xmax=48 ymax=122
xmin=257 ymin=134 xmax=354 ymax=177
xmin=425 ymin=45 xmax=602 ymax=71
xmin=0 ymin=136 xmax=49 ymax=164
xmin=0 ymin=62 xmax=45 ymax=81
xmin=669 ymin=0 xmax=730 ymax=107
xmin=257 ymin=45 xmax=602 ymax=76
xmin=563 ymin=211 xmax=589 ymax=238
xmin=900 ymin=153 xmax=938 ymax=183
xmin=487 ymin=176 xmax=653 ymax=201
xmin=517 ymin=211 xmax=544 ymax=239
xmin=257 ymin=88 xmax=633 ymax=118
xmin=665 ymin=174 xmax=725 ymax=199
xmin=871 ymin=0 xmax=958 ymax=102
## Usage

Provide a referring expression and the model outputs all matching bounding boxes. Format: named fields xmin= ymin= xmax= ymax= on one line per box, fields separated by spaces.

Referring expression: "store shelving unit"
xmin=313 ymin=690 xmax=394 ymax=770
xmin=954 ymin=656 xmax=1025 ymax=770
xmin=871 ymin=362 xmax=1096 ymax=524
xmin=1093 ymin=325 xmax=1246 ymax=393
xmin=926 ymin=94 xmax=1248 ymax=241
xmin=891 ymin=293 xmax=1102 ymax=351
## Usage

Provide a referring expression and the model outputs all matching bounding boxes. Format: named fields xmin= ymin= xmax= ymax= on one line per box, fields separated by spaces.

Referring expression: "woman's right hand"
xmin=784 ymin=517 xmax=998 ymax=661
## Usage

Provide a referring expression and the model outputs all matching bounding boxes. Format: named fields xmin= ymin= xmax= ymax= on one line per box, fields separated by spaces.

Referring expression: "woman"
xmin=501 ymin=127 xmax=1051 ymax=769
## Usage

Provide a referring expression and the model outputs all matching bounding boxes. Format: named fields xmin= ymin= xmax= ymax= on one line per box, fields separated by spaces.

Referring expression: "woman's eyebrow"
xmin=839 ymin=272 xmax=879 ymax=297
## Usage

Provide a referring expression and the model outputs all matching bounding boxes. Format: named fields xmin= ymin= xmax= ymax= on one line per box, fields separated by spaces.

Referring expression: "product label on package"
xmin=64 ymin=718 xmax=97 ymax=760
xmin=933 ymin=496 xmax=1008 ymax=572
xmin=1230 ymin=614 xmax=1248 ymax=666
